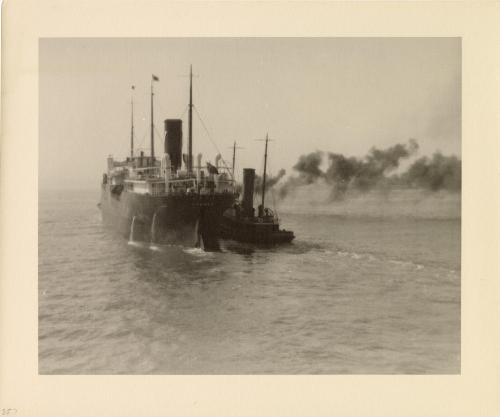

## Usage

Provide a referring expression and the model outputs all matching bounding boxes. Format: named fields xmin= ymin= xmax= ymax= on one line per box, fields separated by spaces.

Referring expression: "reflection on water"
xmin=39 ymin=189 xmax=460 ymax=374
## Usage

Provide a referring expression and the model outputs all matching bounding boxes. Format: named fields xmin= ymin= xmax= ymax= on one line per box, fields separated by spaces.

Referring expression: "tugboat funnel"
xmin=242 ymin=168 xmax=255 ymax=217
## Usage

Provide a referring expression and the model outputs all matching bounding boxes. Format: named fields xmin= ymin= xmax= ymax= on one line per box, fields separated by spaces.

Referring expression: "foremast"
xmin=151 ymin=74 xmax=159 ymax=160
xmin=188 ymin=65 xmax=193 ymax=174
xmin=261 ymin=133 xmax=269 ymax=209
xmin=130 ymin=85 xmax=135 ymax=159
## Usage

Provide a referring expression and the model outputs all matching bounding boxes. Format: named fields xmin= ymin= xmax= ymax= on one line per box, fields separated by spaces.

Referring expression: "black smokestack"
xmin=164 ymin=119 xmax=183 ymax=172
xmin=242 ymin=168 xmax=255 ymax=217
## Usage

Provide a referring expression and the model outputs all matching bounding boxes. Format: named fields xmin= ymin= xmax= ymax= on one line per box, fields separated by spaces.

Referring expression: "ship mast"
xmin=228 ymin=141 xmax=243 ymax=181
xmin=150 ymin=74 xmax=159 ymax=160
xmin=188 ymin=65 xmax=193 ymax=173
xmin=150 ymin=79 xmax=154 ymax=159
xmin=261 ymin=133 xmax=269 ymax=210
xmin=130 ymin=85 xmax=135 ymax=159
xmin=232 ymin=141 xmax=237 ymax=178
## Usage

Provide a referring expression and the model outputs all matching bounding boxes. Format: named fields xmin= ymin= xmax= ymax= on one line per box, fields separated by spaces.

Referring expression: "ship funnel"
xmin=242 ymin=168 xmax=255 ymax=217
xmin=164 ymin=119 xmax=183 ymax=172
xmin=215 ymin=154 xmax=221 ymax=169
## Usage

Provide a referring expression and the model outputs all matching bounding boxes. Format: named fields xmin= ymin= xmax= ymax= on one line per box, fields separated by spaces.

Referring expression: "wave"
xmin=319 ymin=246 xmax=460 ymax=277
xmin=183 ymin=247 xmax=213 ymax=257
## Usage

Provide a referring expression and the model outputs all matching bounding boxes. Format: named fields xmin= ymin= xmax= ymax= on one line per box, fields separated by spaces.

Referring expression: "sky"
xmin=39 ymin=37 xmax=461 ymax=189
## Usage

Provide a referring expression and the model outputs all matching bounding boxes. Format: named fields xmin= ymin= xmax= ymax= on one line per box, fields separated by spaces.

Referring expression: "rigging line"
xmin=179 ymin=104 xmax=189 ymax=120
xmin=154 ymin=94 xmax=188 ymax=125
xmin=139 ymin=131 xmax=146 ymax=148
xmin=152 ymin=126 xmax=168 ymax=156
xmin=134 ymin=131 xmax=147 ymax=152
xmin=154 ymin=125 xmax=163 ymax=141
xmin=192 ymin=105 xmax=234 ymax=179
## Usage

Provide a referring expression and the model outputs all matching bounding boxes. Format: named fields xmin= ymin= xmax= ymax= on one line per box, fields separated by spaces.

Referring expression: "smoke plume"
xmin=234 ymin=139 xmax=461 ymax=218
xmin=402 ymin=152 xmax=461 ymax=192
xmin=275 ymin=139 xmax=460 ymax=201
xmin=293 ymin=151 xmax=324 ymax=184
xmin=254 ymin=169 xmax=286 ymax=194
xmin=324 ymin=139 xmax=419 ymax=198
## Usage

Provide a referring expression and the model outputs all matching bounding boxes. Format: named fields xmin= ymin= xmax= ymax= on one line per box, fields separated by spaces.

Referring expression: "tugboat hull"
xmin=219 ymin=215 xmax=295 ymax=245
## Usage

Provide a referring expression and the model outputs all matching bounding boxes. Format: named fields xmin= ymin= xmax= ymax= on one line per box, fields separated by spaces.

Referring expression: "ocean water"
xmin=39 ymin=189 xmax=460 ymax=374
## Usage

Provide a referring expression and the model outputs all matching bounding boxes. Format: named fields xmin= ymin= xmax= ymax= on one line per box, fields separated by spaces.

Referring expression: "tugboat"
xmin=99 ymin=67 xmax=238 ymax=250
xmin=220 ymin=134 xmax=295 ymax=244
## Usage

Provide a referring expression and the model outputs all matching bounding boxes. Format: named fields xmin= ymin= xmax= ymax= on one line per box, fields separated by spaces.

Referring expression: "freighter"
xmin=99 ymin=67 xmax=237 ymax=250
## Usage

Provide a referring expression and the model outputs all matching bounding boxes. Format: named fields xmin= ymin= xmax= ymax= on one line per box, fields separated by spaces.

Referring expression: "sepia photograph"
xmin=38 ymin=37 xmax=461 ymax=375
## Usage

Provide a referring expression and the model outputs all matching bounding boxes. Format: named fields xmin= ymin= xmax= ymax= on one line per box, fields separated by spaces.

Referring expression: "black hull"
xmin=99 ymin=185 xmax=236 ymax=250
xmin=219 ymin=216 xmax=295 ymax=245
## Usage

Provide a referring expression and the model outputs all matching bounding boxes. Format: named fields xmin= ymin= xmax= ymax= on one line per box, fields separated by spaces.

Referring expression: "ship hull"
xmin=99 ymin=185 xmax=236 ymax=249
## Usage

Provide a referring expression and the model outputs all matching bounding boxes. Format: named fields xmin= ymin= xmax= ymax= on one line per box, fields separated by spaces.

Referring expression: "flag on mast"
xmin=152 ymin=74 xmax=159 ymax=82
xmin=206 ymin=162 xmax=219 ymax=175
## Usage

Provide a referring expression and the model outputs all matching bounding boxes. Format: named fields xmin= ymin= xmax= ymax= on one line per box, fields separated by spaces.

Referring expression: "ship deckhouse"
xmin=104 ymin=66 xmax=235 ymax=198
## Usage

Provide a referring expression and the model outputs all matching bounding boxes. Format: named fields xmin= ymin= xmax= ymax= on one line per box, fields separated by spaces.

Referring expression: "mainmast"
xmin=151 ymin=74 xmax=159 ymax=160
xmin=130 ymin=85 xmax=135 ymax=159
xmin=188 ymin=65 xmax=193 ymax=173
xmin=261 ymin=133 xmax=269 ymax=210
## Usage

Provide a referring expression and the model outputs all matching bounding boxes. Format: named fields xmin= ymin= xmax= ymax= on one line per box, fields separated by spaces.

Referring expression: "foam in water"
xmin=128 ymin=216 xmax=137 ymax=242
xmin=183 ymin=247 xmax=211 ymax=257
xmin=127 ymin=240 xmax=145 ymax=248
xmin=150 ymin=212 xmax=158 ymax=243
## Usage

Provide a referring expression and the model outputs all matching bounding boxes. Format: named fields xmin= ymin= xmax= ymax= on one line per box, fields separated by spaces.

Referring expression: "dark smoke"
xmin=254 ymin=168 xmax=286 ymax=194
xmin=324 ymin=139 xmax=419 ymax=198
xmin=402 ymin=152 xmax=461 ymax=192
xmin=293 ymin=151 xmax=324 ymax=184
xmin=277 ymin=139 xmax=460 ymax=200
xmin=277 ymin=151 xmax=325 ymax=199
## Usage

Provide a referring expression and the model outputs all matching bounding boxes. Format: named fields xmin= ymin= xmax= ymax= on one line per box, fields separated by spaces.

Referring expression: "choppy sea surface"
xmin=39 ymin=189 xmax=460 ymax=374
